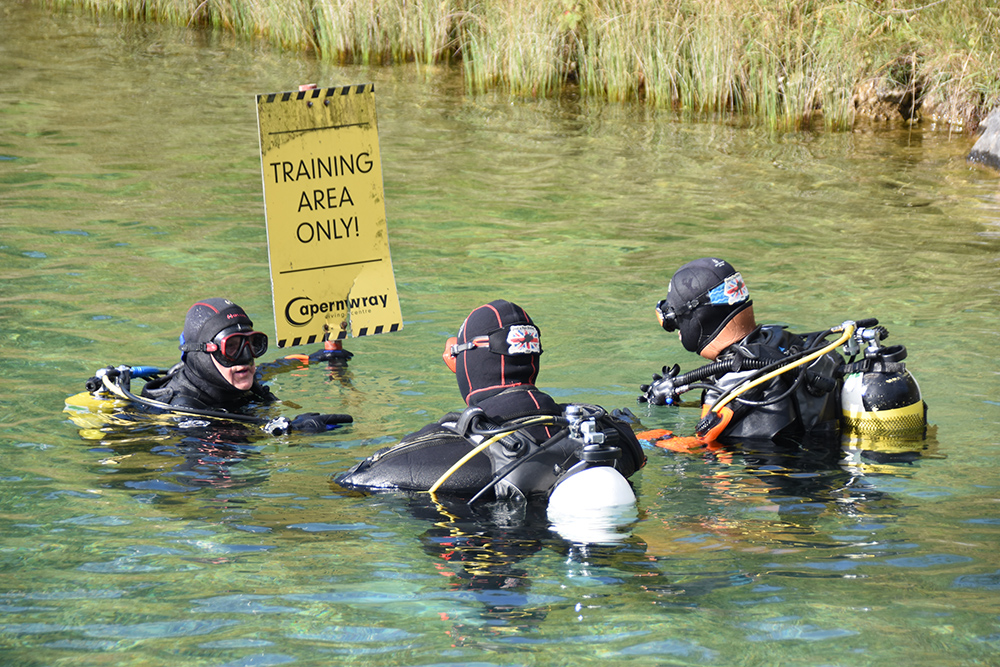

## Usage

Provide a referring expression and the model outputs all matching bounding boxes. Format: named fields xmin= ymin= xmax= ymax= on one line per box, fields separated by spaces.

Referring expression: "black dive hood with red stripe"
xmin=455 ymin=300 xmax=542 ymax=406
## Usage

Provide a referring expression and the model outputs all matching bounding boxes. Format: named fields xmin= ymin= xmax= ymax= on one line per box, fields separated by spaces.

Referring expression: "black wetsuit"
xmin=338 ymin=385 xmax=646 ymax=499
xmin=700 ymin=325 xmax=843 ymax=443
xmin=141 ymin=360 xmax=277 ymax=412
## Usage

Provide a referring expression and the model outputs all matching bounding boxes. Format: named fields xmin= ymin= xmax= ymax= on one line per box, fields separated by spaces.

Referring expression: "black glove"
xmin=289 ymin=412 xmax=353 ymax=432
xmin=638 ymin=365 xmax=681 ymax=406
xmin=308 ymin=348 xmax=354 ymax=363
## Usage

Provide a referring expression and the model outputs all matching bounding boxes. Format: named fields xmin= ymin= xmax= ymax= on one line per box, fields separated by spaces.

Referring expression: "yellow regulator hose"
xmin=427 ymin=416 xmax=557 ymax=495
xmin=709 ymin=322 xmax=856 ymax=416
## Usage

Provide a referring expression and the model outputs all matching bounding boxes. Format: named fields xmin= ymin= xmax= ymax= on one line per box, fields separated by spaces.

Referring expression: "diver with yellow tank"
xmin=638 ymin=258 xmax=928 ymax=446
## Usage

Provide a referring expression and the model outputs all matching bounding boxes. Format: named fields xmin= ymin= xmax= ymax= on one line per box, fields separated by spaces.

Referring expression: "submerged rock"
xmin=968 ymin=108 xmax=1000 ymax=172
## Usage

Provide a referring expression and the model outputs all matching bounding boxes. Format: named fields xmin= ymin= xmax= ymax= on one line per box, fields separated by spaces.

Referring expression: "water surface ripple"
xmin=1 ymin=4 xmax=998 ymax=666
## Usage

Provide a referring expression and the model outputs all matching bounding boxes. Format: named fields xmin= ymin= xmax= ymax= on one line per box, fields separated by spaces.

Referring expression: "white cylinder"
xmin=547 ymin=467 xmax=637 ymax=544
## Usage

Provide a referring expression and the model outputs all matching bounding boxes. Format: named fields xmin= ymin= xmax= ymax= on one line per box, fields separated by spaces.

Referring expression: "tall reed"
xmin=45 ymin=0 xmax=1000 ymax=129
xmin=457 ymin=0 xmax=572 ymax=96
xmin=311 ymin=0 xmax=456 ymax=65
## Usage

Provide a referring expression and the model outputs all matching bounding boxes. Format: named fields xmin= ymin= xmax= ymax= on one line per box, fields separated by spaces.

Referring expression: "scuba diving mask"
xmin=205 ymin=327 xmax=268 ymax=367
xmin=182 ymin=325 xmax=268 ymax=367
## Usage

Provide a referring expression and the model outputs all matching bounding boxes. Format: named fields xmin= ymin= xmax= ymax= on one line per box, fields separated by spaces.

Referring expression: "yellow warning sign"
xmin=256 ymin=83 xmax=402 ymax=347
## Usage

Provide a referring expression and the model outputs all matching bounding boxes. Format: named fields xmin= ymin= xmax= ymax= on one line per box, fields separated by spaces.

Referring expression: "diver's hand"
xmin=289 ymin=412 xmax=353 ymax=432
xmin=308 ymin=347 xmax=354 ymax=363
xmin=638 ymin=365 xmax=681 ymax=406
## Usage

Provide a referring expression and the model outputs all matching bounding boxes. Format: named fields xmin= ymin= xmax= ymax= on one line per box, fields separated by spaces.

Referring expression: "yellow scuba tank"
xmin=840 ymin=324 xmax=927 ymax=442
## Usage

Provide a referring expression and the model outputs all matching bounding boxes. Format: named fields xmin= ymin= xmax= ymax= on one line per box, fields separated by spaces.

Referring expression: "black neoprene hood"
xmin=666 ymin=257 xmax=753 ymax=353
xmin=454 ymin=300 xmax=542 ymax=406
xmin=181 ymin=298 xmax=254 ymax=353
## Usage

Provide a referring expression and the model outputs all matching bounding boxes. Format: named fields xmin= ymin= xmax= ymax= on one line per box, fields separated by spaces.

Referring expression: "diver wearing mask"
xmin=135 ymin=299 xmax=347 ymax=433
xmin=642 ymin=258 xmax=843 ymax=443
xmin=142 ymin=298 xmax=275 ymax=411
xmin=338 ymin=299 xmax=646 ymax=500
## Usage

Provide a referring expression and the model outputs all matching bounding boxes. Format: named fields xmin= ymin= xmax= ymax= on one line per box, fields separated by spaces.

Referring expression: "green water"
xmin=2 ymin=3 xmax=999 ymax=666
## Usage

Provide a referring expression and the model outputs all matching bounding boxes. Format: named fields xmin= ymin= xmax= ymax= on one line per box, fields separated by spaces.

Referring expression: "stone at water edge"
xmin=968 ymin=108 xmax=1000 ymax=171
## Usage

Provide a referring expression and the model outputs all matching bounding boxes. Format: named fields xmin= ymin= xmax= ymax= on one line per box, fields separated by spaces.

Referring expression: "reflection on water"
xmin=1 ymin=2 xmax=999 ymax=665
xmin=78 ymin=422 xmax=272 ymax=493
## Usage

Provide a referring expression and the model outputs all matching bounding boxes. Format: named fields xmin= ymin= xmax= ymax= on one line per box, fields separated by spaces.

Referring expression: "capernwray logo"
xmin=285 ymin=294 xmax=390 ymax=326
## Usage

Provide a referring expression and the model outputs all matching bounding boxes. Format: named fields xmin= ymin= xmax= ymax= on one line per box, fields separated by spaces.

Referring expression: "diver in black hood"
xmin=139 ymin=298 xmax=348 ymax=432
xmin=338 ymin=299 xmax=646 ymax=500
xmin=640 ymin=258 xmax=844 ymax=444
xmin=450 ymin=299 xmax=555 ymax=431
xmin=142 ymin=298 xmax=275 ymax=410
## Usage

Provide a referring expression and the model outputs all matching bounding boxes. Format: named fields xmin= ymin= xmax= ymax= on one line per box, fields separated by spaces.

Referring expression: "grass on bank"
xmin=46 ymin=0 xmax=1000 ymax=130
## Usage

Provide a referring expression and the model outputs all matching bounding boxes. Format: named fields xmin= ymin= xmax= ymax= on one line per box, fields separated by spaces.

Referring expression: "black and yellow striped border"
xmin=257 ymin=83 xmax=373 ymax=105
xmin=277 ymin=321 xmax=401 ymax=348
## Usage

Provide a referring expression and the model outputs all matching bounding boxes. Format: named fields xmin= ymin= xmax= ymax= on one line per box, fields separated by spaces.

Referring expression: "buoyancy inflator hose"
xmin=84 ymin=365 xmax=351 ymax=435
xmin=639 ymin=357 xmax=772 ymax=406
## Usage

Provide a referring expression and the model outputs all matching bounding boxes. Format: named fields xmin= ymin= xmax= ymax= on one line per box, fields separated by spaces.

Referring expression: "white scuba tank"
xmin=547 ymin=466 xmax=637 ymax=544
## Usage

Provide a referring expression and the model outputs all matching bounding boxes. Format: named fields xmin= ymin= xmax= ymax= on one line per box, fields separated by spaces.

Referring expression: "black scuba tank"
xmin=840 ymin=341 xmax=927 ymax=442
